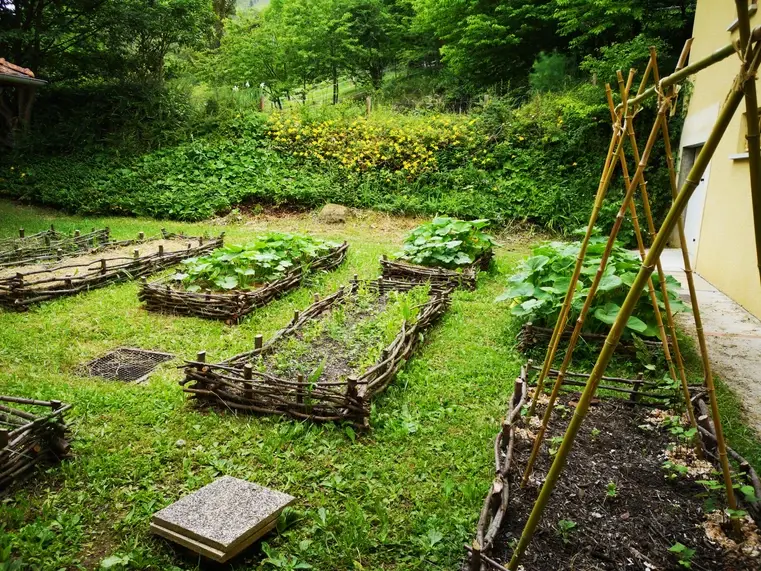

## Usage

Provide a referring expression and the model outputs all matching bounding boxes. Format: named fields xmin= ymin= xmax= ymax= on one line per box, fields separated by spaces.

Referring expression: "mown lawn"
xmin=0 ymin=199 xmax=759 ymax=571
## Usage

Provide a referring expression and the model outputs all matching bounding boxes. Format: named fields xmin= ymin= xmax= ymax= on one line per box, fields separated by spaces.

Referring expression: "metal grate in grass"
xmin=81 ymin=347 xmax=174 ymax=383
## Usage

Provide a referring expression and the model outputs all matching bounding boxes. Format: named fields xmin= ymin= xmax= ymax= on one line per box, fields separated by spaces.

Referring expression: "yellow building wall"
xmin=681 ymin=1 xmax=761 ymax=319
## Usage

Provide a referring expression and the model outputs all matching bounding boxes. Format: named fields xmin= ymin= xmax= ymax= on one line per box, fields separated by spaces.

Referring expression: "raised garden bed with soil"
xmin=138 ymin=242 xmax=349 ymax=323
xmin=181 ymin=277 xmax=452 ymax=427
xmin=0 ymin=231 xmax=222 ymax=311
xmin=380 ymin=252 xmax=492 ymax=290
xmin=465 ymin=365 xmax=761 ymax=571
xmin=0 ymin=396 xmax=71 ymax=491
xmin=0 ymin=226 xmax=112 ymax=267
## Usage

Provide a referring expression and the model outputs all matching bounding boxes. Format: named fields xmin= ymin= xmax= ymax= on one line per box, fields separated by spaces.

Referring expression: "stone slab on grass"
xmin=151 ymin=476 xmax=294 ymax=562
xmin=318 ymin=203 xmax=349 ymax=223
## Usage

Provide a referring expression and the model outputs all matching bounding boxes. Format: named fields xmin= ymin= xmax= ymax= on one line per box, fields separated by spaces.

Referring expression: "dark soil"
xmin=254 ymin=290 xmax=391 ymax=384
xmin=492 ymin=394 xmax=759 ymax=571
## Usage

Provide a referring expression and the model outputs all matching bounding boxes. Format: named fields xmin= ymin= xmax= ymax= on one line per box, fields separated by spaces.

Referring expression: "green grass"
xmin=1 ymin=199 xmax=759 ymax=571
xmin=0 ymin=200 xmax=523 ymax=570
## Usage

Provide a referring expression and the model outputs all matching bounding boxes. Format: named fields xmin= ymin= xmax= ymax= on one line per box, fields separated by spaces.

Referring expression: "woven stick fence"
xmin=0 ymin=227 xmax=112 ymax=267
xmin=517 ymin=322 xmax=670 ymax=356
xmin=465 ymin=365 xmax=761 ymax=571
xmin=139 ymin=242 xmax=349 ymax=323
xmin=0 ymin=230 xmax=223 ymax=311
xmin=380 ymin=251 xmax=492 ymax=291
xmin=0 ymin=396 xmax=71 ymax=490
xmin=181 ymin=277 xmax=453 ymax=427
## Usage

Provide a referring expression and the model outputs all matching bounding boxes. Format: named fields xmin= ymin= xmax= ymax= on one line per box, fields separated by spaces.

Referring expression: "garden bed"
xmin=380 ymin=252 xmax=492 ymax=290
xmin=0 ymin=226 xmax=112 ymax=267
xmin=517 ymin=322 xmax=671 ymax=356
xmin=181 ymin=277 xmax=452 ymax=427
xmin=0 ymin=396 xmax=71 ymax=490
xmin=466 ymin=365 xmax=761 ymax=571
xmin=138 ymin=242 xmax=348 ymax=323
xmin=0 ymin=231 xmax=222 ymax=311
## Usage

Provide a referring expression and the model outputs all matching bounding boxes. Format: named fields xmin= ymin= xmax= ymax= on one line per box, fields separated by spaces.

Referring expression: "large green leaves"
xmin=497 ymin=234 xmax=686 ymax=338
xmin=397 ymin=217 xmax=495 ymax=270
xmin=175 ymin=232 xmax=338 ymax=292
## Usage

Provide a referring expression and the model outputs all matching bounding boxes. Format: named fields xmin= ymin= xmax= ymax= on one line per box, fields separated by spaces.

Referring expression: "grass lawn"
xmin=0 ymin=199 xmax=759 ymax=571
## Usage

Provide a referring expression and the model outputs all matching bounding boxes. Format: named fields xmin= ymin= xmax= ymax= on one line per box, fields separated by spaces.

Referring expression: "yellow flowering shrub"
xmin=266 ymin=110 xmax=476 ymax=177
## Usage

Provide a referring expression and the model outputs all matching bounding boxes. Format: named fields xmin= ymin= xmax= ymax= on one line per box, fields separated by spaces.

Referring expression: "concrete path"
xmin=659 ymin=249 xmax=761 ymax=437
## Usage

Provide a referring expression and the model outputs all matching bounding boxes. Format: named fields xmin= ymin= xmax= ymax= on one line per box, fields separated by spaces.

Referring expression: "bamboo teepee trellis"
xmin=506 ymin=3 xmax=761 ymax=568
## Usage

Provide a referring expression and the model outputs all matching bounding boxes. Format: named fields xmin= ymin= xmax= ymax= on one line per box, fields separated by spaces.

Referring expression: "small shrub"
xmin=396 ymin=217 xmax=495 ymax=269
xmin=175 ymin=233 xmax=339 ymax=291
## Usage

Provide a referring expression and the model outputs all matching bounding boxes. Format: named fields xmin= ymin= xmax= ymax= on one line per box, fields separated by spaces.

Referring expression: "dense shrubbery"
xmin=0 ymin=84 xmax=677 ymax=236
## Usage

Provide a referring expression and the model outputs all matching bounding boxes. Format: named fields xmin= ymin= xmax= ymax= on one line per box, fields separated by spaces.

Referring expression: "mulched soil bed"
xmin=380 ymin=251 xmax=492 ymax=290
xmin=0 ymin=232 xmax=222 ymax=310
xmin=488 ymin=393 xmax=760 ymax=571
xmin=138 ymin=242 xmax=348 ymax=323
xmin=181 ymin=278 xmax=452 ymax=427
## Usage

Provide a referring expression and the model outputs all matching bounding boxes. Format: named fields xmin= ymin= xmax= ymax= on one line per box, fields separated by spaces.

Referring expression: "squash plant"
xmin=396 ymin=217 xmax=495 ymax=269
xmin=497 ymin=235 xmax=689 ymax=337
xmin=174 ymin=233 xmax=339 ymax=291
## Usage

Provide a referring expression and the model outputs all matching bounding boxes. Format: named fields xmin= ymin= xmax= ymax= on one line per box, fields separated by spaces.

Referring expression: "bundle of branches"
xmin=517 ymin=322 xmax=671 ymax=356
xmin=139 ymin=242 xmax=349 ymax=323
xmin=0 ymin=396 xmax=71 ymax=490
xmin=181 ymin=277 xmax=453 ymax=427
xmin=0 ymin=230 xmax=223 ymax=311
xmin=0 ymin=226 xmax=112 ymax=267
xmin=380 ymin=253 xmax=491 ymax=291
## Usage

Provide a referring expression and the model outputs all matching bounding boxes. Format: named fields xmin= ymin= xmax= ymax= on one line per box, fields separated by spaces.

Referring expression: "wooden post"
xmin=51 ymin=400 xmax=62 ymax=410
xmin=293 ymin=310 xmax=300 ymax=324
xmin=196 ymin=351 xmax=206 ymax=371
xmin=18 ymin=228 xmax=24 ymax=238
xmin=297 ymin=373 xmax=304 ymax=406
xmin=56 ymin=248 xmax=63 ymax=260
xmin=100 ymin=259 xmax=107 ymax=274
xmin=74 ymin=230 xmax=80 ymax=238
xmin=244 ymin=363 xmax=253 ymax=400
xmin=138 ymin=231 xmax=145 ymax=241
xmin=44 ymin=235 xmax=51 ymax=247
xmin=630 ymin=372 xmax=644 ymax=404
xmin=469 ymin=541 xmax=482 ymax=571
xmin=347 ymin=375 xmax=358 ymax=406
xmin=255 ymin=334 xmax=263 ymax=350
xmin=0 ymin=429 xmax=8 ymax=449
xmin=133 ymin=249 xmax=139 ymax=259
xmin=313 ymin=293 xmax=320 ymax=303
xmin=158 ymin=244 xmax=164 ymax=256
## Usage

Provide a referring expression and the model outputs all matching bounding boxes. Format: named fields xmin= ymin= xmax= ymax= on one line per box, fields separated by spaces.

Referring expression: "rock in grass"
xmin=318 ymin=203 xmax=349 ymax=224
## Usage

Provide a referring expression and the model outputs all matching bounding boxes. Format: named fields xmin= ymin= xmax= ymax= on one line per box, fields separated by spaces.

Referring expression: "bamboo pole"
xmin=527 ymin=121 xmax=627 ymax=415
xmin=737 ymin=1 xmax=761 ymax=282
xmin=507 ymin=60 xmax=754 ymax=570
xmin=617 ymin=58 xmax=702 ymax=454
xmin=522 ymin=68 xmax=694 ymax=485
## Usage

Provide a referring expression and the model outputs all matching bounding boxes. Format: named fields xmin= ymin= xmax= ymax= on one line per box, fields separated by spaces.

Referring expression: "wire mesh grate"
xmin=80 ymin=347 xmax=174 ymax=383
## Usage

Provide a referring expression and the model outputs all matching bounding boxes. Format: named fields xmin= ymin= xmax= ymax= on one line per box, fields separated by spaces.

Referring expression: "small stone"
xmin=620 ymin=512 xmax=630 ymax=520
xmin=176 ymin=439 xmax=186 ymax=447
xmin=318 ymin=203 xmax=349 ymax=223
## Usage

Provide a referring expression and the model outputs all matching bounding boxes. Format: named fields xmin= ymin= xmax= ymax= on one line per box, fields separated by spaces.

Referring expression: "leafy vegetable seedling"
xmin=669 ymin=542 xmax=695 ymax=568
xmin=556 ymin=519 xmax=577 ymax=544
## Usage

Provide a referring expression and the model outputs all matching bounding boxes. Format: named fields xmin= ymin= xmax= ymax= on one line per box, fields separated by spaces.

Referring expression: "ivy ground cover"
xmin=0 ymin=200 xmax=759 ymax=571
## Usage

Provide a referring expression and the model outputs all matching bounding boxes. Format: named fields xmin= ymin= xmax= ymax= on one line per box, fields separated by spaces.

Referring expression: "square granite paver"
xmin=151 ymin=476 xmax=294 ymax=561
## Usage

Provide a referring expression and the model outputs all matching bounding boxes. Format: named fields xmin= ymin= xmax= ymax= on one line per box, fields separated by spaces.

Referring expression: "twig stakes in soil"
xmin=507 ymin=28 xmax=761 ymax=570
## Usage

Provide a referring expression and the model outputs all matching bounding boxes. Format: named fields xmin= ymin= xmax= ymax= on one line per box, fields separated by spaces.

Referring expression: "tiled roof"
xmin=0 ymin=58 xmax=36 ymax=79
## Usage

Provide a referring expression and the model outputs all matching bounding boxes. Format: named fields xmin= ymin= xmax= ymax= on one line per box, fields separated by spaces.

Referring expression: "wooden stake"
xmin=18 ymin=228 xmax=24 ymax=238
xmin=255 ymin=335 xmax=263 ymax=350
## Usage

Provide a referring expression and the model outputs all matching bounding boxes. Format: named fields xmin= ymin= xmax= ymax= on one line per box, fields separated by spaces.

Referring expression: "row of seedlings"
xmin=181 ymin=277 xmax=452 ymax=427
xmin=0 ymin=226 xmax=112 ymax=267
xmin=468 ymin=364 xmax=761 ymax=571
xmin=0 ymin=230 xmax=223 ymax=311
xmin=0 ymin=396 xmax=71 ymax=490
xmin=381 ymin=216 xmax=494 ymax=289
xmin=139 ymin=233 xmax=348 ymax=323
